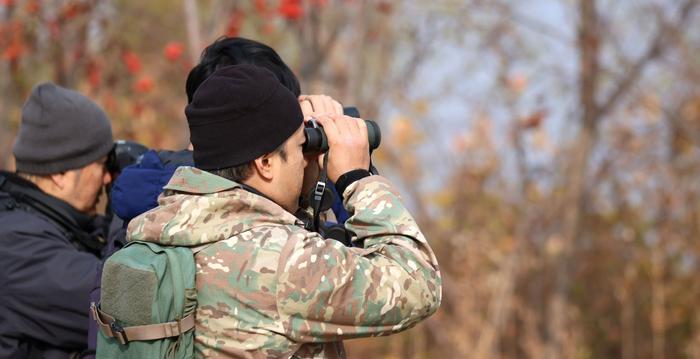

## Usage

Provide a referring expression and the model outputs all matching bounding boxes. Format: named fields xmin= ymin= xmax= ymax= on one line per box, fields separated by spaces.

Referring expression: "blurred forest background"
xmin=2 ymin=0 xmax=700 ymax=358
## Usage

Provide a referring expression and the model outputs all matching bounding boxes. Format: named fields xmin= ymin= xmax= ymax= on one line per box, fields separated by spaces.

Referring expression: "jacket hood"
xmin=126 ymin=166 xmax=303 ymax=247
xmin=111 ymin=151 xmax=177 ymax=222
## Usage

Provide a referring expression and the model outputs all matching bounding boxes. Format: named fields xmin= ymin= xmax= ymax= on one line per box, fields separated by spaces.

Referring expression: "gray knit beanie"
xmin=13 ymin=82 xmax=114 ymax=175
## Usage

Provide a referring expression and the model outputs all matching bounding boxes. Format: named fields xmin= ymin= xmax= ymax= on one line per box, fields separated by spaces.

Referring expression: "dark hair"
xmin=186 ymin=37 xmax=301 ymax=103
xmin=208 ymin=141 xmax=287 ymax=183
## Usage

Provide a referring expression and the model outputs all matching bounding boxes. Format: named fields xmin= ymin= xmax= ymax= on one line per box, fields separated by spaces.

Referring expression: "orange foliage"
xmin=260 ymin=21 xmax=276 ymax=35
xmin=121 ymin=51 xmax=141 ymax=75
xmin=520 ymin=110 xmax=546 ymax=130
xmin=225 ymin=10 xmax=245 ymax=37
xmin=25 ymin=0 xmax=39 ymax=14
xmin=61 ymin=3 xmax=80 ymax=20
xmin=133 ymin=76 xmax=154 ymax=93
xmin=279 ymin=0 xmax=303 ymax=20
xmin=254 ymin=0 xmax=267 ymax=15
xmin=163 ymin=41 xmax=184 ymax=62
xmin=87 ymin=61 xmax=101 ymax=89
xmin=47 ymin=20 xmax=60 ymax=39
xmin=507 ymin=73 xmax=528 ymax=94
xmin=376 ymin=1 xmax=392 ymax=14
xmin=1 ymin=22 xmax=24 ymax=61
xmin=60 ymin=2 xmax=91 ymax=21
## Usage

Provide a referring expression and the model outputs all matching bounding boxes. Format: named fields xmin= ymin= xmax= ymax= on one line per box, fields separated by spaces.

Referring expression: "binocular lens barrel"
xmin=303 ymin=119 xmax=381 ymax=153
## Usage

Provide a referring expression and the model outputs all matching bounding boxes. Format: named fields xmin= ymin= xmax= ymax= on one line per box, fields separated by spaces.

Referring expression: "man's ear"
xmin=48 ymin=168 xmax=81 ymax=191
xmin=48 ymin=172 xmax=68 ymax=190
xmin=252 ymin=153 xmax=275 ymax=181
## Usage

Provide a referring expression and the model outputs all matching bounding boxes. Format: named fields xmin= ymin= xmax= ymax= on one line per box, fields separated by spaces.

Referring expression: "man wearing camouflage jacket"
xmin=127 ymin=64 xmax=441 ymax=358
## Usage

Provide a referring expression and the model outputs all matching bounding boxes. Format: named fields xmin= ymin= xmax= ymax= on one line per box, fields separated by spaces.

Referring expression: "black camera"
xmin=106 ymin=140 xmax=149 ymax=175
xmin=303 ymin=107 xmax=381 ymax=153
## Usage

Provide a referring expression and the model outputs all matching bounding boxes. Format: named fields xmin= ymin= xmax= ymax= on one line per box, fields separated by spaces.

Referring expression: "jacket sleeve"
xmin=0 ymin=213 xmax=101 ymax=355
xmin=276 ymin=176 xmax=441 ymax=343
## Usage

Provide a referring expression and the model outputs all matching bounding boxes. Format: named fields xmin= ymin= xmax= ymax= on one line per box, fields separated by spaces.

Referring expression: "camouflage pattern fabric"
xmin=128 ymin=166 xmax=441 ymax=358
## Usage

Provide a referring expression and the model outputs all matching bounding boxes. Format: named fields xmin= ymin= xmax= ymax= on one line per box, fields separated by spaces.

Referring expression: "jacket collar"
xmin=128 ymin=167 xmax=304 ymax=246
xmin=0 ymin=170 xmax=102 ymax=254
xmin=164 ymin=166 xmax=239 ymax=193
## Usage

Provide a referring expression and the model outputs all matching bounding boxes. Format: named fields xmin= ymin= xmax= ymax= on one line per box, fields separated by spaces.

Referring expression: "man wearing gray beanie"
xmin=0 ymin=82 xmax=115 ymax=358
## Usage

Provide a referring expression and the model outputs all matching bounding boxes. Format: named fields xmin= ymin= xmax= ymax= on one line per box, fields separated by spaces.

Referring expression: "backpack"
xmin=91 ymin=240 xmax=208 ymax=358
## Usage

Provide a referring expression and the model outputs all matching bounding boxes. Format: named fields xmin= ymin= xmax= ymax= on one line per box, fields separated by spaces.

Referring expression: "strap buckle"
xmin=110 ymin=320 xmax=129 ymax=345
xmin=313 ymin=181 xmax=326 ymax=202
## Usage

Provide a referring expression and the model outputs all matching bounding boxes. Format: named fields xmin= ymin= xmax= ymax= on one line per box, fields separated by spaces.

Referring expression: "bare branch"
xmin=597 ymin=0 xmax=699 ymax=119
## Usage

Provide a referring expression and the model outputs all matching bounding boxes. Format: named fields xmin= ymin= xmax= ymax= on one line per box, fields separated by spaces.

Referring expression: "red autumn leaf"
xmin=3 ymin=25 xmax=24 ymax=61
xmin=47 ymin=20 xmax=61 ymax=39
xmin=60 ymin=2 xmax=91 ymax=20
xmin=131 ymin=102 xmax=144 ymax=117
xmin=102 ymin=93 xmax=117 ymax=112
xmin=225 ymin=10 xmax=245 ymax=37
xmin=254 ymin=0 xmax=267 ymax=15
xmin=61 ymin=3 xmax=79 ymax=20
xmin=25 ymin=0 xmax=39 ymax=14
xmin=133 ymin=76 xmax=154 ymax=93
xmin=0 ymin=0 xmax=15 ymax=7
xmin=122 ymin=51 xmax=141 ymax=75
xmin=87 ymin=61 xmax=101 ymax=89
xmin=377 ymin=1 xmax=392 ymax=14
xmin=2 ymin=41 xmax=24 ymax=61
xmin=260 ymin=21 xmax=276 ymax=35
xmin=520 ymin=110 xmax=547 ymax=130
xmin=279 ymin=0 xmax=303 ymax=20
xmin=163 ymin=41 xmax=184 ymax=62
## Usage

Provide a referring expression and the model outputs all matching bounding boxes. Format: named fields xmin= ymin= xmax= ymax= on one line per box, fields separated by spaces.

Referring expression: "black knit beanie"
xmin=13 ymin=82 xmax=114 ymax=175
xmin=185 ymin=64 xmax=303 ymax=170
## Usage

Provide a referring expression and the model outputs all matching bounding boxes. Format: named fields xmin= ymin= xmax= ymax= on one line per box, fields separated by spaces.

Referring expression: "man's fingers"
xmin=300 ymin=99 xmax=314 ymax=116
xmin=355 ymin=116 xmax=368 ymax=137
xmin=333 ymin=99 xmax=343 ymax=115
xmin=310 ymin=96 xmax=330 ymax=114
xmin=314 ymin=114 xmax=339 ymax=138
xmin=299 ymin=95 xmax=343 ymax=115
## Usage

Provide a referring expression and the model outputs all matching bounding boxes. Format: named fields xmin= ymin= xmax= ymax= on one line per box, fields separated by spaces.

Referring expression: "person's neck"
xmin=32 ymin=179 xmax=72 ymax=208
xmin=240 ymin=178 xmax=273 ymax=202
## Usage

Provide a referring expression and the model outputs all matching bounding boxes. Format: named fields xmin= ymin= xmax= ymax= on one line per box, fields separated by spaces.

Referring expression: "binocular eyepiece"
xmin=303 ymin=107 xmax=381 ymax=153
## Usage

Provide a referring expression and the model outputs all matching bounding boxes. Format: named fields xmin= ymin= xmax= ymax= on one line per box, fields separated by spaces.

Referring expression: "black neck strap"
xmin=310 ymin=154 xmax=330 ymax=233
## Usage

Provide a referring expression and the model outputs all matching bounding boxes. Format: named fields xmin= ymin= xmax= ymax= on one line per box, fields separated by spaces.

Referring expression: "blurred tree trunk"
xmin=183 ymin=0 xmax=201 ymax=63
xmin=547 ymin=1 xmax=601 ymax=356
xmin=549 ymin=1 xmax=699 ymax=357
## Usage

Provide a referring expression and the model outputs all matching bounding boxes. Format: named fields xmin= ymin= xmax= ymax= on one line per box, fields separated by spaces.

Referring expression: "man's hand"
xmin=299 ymin=95 xmax=343 ymax=119
xmin=314 ymin=114 xmax=370 ymax=183
xmin=299 ymin=95 xmax=344 ymax=194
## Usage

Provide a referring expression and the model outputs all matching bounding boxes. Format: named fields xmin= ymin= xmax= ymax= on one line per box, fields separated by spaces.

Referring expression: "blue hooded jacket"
xmin=111 ymin=150 xmax=193 ymax=223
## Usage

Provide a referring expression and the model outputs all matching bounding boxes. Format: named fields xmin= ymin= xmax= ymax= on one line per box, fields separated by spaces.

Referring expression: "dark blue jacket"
xmin=0 ymin=171 xmax=105 ymax=359
xmin=110 ymin=150 xmax=189 ymax=223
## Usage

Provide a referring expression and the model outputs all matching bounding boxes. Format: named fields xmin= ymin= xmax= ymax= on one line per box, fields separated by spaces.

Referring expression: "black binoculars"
xmin=303 ymin=107 xmax=381 ymax=153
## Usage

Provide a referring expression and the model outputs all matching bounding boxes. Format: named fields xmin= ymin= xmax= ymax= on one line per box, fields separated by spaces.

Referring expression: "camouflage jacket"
xmin=127 ymin=167 xmax=441 ymax=358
